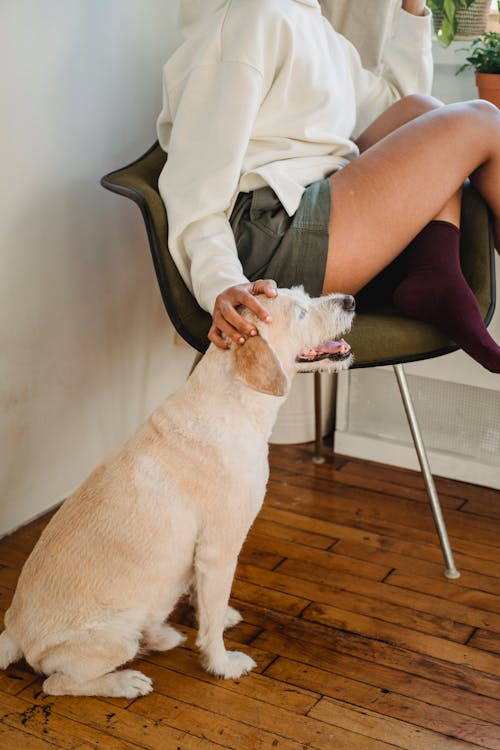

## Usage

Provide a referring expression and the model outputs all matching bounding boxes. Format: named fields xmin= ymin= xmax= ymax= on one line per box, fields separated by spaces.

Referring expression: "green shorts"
xmin=229 ymin=178 xmax=331 ymax=297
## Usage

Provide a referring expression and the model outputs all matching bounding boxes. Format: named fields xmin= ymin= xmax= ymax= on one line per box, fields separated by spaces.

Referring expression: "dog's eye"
xmin=297 ymin=307 xmax=307 ymax=320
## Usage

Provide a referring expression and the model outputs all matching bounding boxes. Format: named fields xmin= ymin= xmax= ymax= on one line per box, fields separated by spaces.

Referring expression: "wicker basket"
xmin=433 ymin=0 xmax=490 ymax=41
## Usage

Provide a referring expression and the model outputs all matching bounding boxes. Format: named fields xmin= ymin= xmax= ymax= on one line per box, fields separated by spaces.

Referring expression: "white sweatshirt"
xmin=157 ymin=0 xmax=433 ymax=314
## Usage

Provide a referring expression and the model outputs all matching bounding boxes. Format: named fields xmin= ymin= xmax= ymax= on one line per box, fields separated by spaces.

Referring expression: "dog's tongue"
xmin=299 ymin=339 xmax=350 ymax=360
xmin=319 ymin=339 xmax=350 ymax=354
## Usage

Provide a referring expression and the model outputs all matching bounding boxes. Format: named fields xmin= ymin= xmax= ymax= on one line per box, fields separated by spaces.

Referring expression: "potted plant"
xmin=428 ymin=0 xmax=491 ymax=46
xmin=459 ymin=30 xmax=500 ymax=106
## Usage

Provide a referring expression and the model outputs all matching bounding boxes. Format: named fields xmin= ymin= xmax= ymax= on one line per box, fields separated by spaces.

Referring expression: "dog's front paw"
xmin=206 ymin=650 xmax=256 ymax=679
xmin=113 ymin=669 xmax=153 ymax=699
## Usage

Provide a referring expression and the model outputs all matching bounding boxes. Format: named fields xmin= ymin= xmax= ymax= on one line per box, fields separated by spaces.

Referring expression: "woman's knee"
xmin=399 ymin=93 xmax=444 ymax=119
xmin=466 ymin=98 xmax=500 ymax=118
xmin=454 ymin=99 xmax=500 ymax=140
xmin=355 ymin=94 xmax=444 ymax=152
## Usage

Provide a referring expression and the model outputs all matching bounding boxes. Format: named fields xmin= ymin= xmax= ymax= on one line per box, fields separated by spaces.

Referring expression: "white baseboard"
xmin=334 ymin=431 xmax=500 ymax=490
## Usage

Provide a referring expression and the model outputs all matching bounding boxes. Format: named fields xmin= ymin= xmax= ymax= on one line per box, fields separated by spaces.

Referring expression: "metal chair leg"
xmin=313 ymin=372 xmax=325 ymax=464
xmin=393 ymin=364 xmax=460 ymax=580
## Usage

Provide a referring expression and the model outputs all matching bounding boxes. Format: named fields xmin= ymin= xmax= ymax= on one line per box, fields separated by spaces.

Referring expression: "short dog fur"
xmin=0 ymin=287 xmax=354 ymax=698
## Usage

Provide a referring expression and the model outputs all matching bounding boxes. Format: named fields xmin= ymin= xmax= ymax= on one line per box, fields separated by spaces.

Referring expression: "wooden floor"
xmin=0 ymin=443 xmax=499 ymax=750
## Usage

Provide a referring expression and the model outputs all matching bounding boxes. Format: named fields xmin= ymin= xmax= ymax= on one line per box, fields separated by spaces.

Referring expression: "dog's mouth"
xmin=296 ymin=339 xmax=351 ymax=364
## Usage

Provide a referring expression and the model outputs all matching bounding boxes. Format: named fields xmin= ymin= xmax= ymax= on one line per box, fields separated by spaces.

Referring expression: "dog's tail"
xmin=0 ymin=630 xmax=23 ymax=669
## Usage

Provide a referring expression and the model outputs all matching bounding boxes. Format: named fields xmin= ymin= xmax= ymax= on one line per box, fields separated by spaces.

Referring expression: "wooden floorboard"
xmin=0 ymin=443 xmax=499 ymax=749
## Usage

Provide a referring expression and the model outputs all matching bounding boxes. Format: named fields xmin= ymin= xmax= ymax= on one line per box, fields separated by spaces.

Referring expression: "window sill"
xmin=432 ymin=38 xmax=471 ymax=67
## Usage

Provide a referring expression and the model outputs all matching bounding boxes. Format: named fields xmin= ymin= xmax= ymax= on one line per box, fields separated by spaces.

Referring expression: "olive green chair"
xmin=101 ymin=142 xmax=496 ymax=579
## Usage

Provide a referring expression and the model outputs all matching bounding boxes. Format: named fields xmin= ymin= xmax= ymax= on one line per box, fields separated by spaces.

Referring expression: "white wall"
xmin=0 ymin=0 xmax=195 ymax=536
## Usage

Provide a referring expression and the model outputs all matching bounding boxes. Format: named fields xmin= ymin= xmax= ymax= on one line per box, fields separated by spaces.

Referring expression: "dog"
xmin=0 ymin=287 xmax=354 ymax=698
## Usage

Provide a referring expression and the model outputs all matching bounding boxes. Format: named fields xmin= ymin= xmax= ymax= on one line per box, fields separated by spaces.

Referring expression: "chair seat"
xmin=102 ymin=142 xmax=496 ymax=365
xmin=348 ymin=309 xmax=452 ymax=368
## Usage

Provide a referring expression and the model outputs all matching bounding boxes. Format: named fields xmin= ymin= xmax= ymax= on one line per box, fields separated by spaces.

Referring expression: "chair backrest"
xmin=101 ymin=142 xmax=496 ymax=367
xmin=101 ymin=142 xmax=211 ymax=353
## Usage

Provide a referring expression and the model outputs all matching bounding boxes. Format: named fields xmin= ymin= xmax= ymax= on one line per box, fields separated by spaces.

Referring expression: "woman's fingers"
xmin=251 ymin=278 xmax=278 ymax=300
xmin=244 ymin=281 xmax=277 ymax=323
xmin=209 ymin=280 xmax=277 ymax=349
xmin=211 ymin=295 xmax=254 ymax=347
xmin=221 ymin=296 xmax=259 ymax=338
xmin=208 ymin=322 xmax=229 ymax=348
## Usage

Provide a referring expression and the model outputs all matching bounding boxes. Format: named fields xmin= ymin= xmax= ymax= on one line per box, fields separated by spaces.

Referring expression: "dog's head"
xmin=232 ymin=287 xmax=355 ymax=397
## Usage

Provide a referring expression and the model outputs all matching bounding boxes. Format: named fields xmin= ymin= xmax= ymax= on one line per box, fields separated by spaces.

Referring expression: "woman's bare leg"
xmin=346 ymin=95 xmax=462 ymax=309
xmin=323 ymin=98 xmax=500 ymax=295
xmin=354 ymin=94 xmax=442 ymax=154
xmin=323 ymin=97 xmax=500 ymax=371
xmin=354 ymin=94 xmax=462 ymax=227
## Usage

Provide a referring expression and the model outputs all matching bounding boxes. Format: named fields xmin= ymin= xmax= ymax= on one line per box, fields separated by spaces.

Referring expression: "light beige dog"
xmin=0 ymin=287 xmax=354 ymax=698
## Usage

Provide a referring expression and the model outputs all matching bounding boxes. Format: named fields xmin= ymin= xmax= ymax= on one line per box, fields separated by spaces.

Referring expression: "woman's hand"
xmin=401 ymin=0 xmax=426 ymax=15
xmin=209 ymin=279 xmax=278 ymax=349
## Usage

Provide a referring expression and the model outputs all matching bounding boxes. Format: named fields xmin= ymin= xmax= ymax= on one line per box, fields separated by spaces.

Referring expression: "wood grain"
xmin=0 ymin=443 xmax=498 ymax=749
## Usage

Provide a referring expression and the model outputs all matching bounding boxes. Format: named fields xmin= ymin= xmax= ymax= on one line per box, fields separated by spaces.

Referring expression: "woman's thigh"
xmin=323 ymin=100 xmax=493 ymax=294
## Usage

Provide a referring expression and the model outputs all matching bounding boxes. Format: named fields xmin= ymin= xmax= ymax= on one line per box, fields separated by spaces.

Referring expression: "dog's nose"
xmin=343 ymin=295 xmax=356 ymax=312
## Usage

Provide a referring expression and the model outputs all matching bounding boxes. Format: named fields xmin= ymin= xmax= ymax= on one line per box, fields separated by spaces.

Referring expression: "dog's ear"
xmin=233 ymin=335 xmax=290 ymax=396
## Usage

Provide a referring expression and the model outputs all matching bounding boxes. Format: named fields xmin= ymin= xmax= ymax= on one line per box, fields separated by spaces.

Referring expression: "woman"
xmin=157 ymin=0 xmax=500 ymax=372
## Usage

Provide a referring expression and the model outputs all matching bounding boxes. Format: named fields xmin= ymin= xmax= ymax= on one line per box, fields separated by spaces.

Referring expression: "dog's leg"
xmin=189 ymin=585 xmax=241 ymax=631
xmin=194 ymin=548 xmax=255 ymax=679
xmin=142 ymin=624 xmax=186 ymax=652
xmin=0 ymin=630 xmax=22 ymax=668
xmin=224 ymin=605 xmax=242 ymax=630
xmin=43 ymin=669 xmax=153 ymax=698
xmin=39 ymin=632 xmax=151 ymax=698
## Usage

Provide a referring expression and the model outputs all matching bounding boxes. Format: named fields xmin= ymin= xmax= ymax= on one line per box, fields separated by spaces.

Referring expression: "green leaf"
xmin=440 ymin=14 xmax=457 ymax=46
xmin=458 ymin=30 xmax=500 ymax=73
xmin=443 ymin=0 xmax=456 ymax=19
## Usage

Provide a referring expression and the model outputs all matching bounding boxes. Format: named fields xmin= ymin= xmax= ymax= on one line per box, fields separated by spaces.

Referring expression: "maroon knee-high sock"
xmin=392 ymin=221 xmax=500 ymax=373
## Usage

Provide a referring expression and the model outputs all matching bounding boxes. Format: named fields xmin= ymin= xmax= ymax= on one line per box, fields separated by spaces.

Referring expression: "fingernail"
xmin=238 ymin=337 xmax=245 ymax=345
xmin=265 ymin=316 xmax=272 ymax=323
xmin=250 ymin=329 xmax=257 ymax=336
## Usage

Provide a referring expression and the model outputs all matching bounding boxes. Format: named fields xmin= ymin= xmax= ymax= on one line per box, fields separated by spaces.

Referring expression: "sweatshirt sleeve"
xmin=158 ymin=61 xmax=264 ymax=314
xmin=341 ymin=8 xmax=433 ymax=138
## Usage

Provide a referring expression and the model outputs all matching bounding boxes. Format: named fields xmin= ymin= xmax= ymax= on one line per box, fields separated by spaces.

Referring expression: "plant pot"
xmin=475 ymin=72 xmax=500 ymax=108
xmin=433 ymin=0 xmax=490 ymax=41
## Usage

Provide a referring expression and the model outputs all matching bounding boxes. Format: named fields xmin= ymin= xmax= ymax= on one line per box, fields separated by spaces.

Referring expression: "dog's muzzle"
xmin=296 ymin=294 xmax=355 ymax=365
